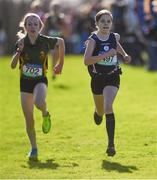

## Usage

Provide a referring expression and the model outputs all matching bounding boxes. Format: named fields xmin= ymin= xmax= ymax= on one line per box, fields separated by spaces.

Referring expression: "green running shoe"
xmin=42 ymin=112 xmax=51 ymax=134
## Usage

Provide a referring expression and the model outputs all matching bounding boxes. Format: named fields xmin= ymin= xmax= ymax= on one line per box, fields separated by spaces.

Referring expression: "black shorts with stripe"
xmin=20 ymin=77 xmax=48 ymax=93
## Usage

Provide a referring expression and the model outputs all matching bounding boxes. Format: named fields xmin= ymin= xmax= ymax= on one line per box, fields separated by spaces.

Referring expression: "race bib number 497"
xmin=23 ymin=64 xmax=42 ymax=78
xmin=97 ymin=55 xmax=117 ymax=66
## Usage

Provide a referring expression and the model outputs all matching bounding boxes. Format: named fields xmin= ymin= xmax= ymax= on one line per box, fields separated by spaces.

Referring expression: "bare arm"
xmin=143 ymin=0 xmax=152 ymax=21
xmin=117 ymin=42 xmax=131 ymax=64
xmin=143 ymin=0 xmax=151 ymax=14
xmin=115 ymin=33 xmax=131 ymax=64
xmin=114 ymin=33 xmax=127 ymax=57
xmin=11 ymin=39 xmax=24 ymax=69
xmin=84 ymin=38 xmax=116 ymax=66
xmin=117 ymin=42 xmax=128 ymax=57
xmin=11 ymin=51 xmax=21 ymax=69
xmin=53 ymin=38 xmax=65 ymax=74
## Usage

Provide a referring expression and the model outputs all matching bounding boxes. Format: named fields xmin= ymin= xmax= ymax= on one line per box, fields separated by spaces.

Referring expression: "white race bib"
xmin=23 ymin=64 xmax=42 ymax=78
xmin=97 ymin=55 xmax=117 ymax=66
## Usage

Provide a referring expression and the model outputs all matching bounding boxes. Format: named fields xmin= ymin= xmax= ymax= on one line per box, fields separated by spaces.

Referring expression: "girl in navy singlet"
xmin=84 ymin=9 xmax=131 ymax=156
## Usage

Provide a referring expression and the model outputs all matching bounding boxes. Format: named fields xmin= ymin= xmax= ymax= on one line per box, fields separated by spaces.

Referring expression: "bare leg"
xmin=34 ymin=83 xmax=51 ymax=134
xmin=93 ymin=94 xmax=104 ymax=116
xmin=21 ymin=92 xmax=37 ymax=149
xmin=103 ymin=86 xmax=118 ymax=114
xmin=34 ymin=83 xmax=47 ymax=116
xmin=92 ymin=94 xmax=104 ymax=125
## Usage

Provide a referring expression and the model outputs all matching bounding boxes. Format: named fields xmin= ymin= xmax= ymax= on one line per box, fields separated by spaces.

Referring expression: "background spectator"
xmin=0 ymin=20 xmax=7 ymax=56
xmin=143 ymin=0 xmax=157 ymax=71
xmin=0 ymin=0 xmax=156 ymax=73
xmin=111 ymin=0 xmax=146 ymax=66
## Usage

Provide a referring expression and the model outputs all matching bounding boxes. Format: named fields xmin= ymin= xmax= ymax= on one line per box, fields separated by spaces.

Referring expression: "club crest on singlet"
xmin=103 ymin=45 xmax=109 ymax=51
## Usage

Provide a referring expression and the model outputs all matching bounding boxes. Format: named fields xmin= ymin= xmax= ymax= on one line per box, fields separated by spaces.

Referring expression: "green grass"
xmin=0 ymin=55 xmax=157 ymax=179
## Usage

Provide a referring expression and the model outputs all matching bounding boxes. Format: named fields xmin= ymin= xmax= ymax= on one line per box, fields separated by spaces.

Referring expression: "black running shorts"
xmin=91 ymin=73 xmax=120 ymax=95
xmin=20 ymin=77 xmax=48 ymax=93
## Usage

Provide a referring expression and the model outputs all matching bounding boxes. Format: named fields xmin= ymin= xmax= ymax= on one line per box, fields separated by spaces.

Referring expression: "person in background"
xmin=0 ymin=20 xmax=7 ymax=56
xmin=29 ymin=0 xmax=47 ymax=25
xmin=45 ymin=2 xmax=70 ymax=79
xmin=111 ymin=0 xmax=145 ymax=66
xmin=143 ymin=0 xmax=157 ymax=71
xmin=11 ymin=13 xmax=65 ymax=160
xmin=84 ymin=10 xmax=131 ymax=156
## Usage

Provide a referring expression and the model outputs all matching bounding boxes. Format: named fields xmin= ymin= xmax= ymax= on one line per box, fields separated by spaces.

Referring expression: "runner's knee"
xmin=35 ymin=99 xmax=46 ymax=110
xmin=104 ymin=103 xmax=113 ymax=114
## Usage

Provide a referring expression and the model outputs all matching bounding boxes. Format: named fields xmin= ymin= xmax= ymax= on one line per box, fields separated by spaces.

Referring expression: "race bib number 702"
xmin=23 ymin=63 xmax=42 ymax=78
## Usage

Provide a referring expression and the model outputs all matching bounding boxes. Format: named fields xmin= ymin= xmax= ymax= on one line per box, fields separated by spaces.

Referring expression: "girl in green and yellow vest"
xmin=11 ymin=13 xmax=65 ymax=160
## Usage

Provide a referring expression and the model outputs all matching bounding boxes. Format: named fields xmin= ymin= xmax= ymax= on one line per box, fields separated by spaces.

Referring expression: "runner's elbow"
xmin=11 ymin=65 xmax=16 ymax=69
xmin=84 ymin=57 xmax=90 ymax=66
xmin=10 ymin=62 xmax=16 ymax=69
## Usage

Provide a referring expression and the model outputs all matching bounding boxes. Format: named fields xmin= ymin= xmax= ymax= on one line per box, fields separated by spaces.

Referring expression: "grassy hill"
xmin=0 ymin=55 xmax=157 ymax=179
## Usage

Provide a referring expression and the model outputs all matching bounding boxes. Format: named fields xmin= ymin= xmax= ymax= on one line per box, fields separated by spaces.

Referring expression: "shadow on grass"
xmin=102 ymin=160 xmax=138 ymax=173
xmin=23 ymin=159 xmax=79 ymax=170
xmin=53 ymin=83 xmax=70 ymax=90
xmin=27 ymin=159 xmax=59 ymax=169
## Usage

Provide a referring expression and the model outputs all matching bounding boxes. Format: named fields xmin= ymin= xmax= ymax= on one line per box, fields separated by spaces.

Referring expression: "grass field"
xmin=0 ymin=55 xmax=157 ymax=179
